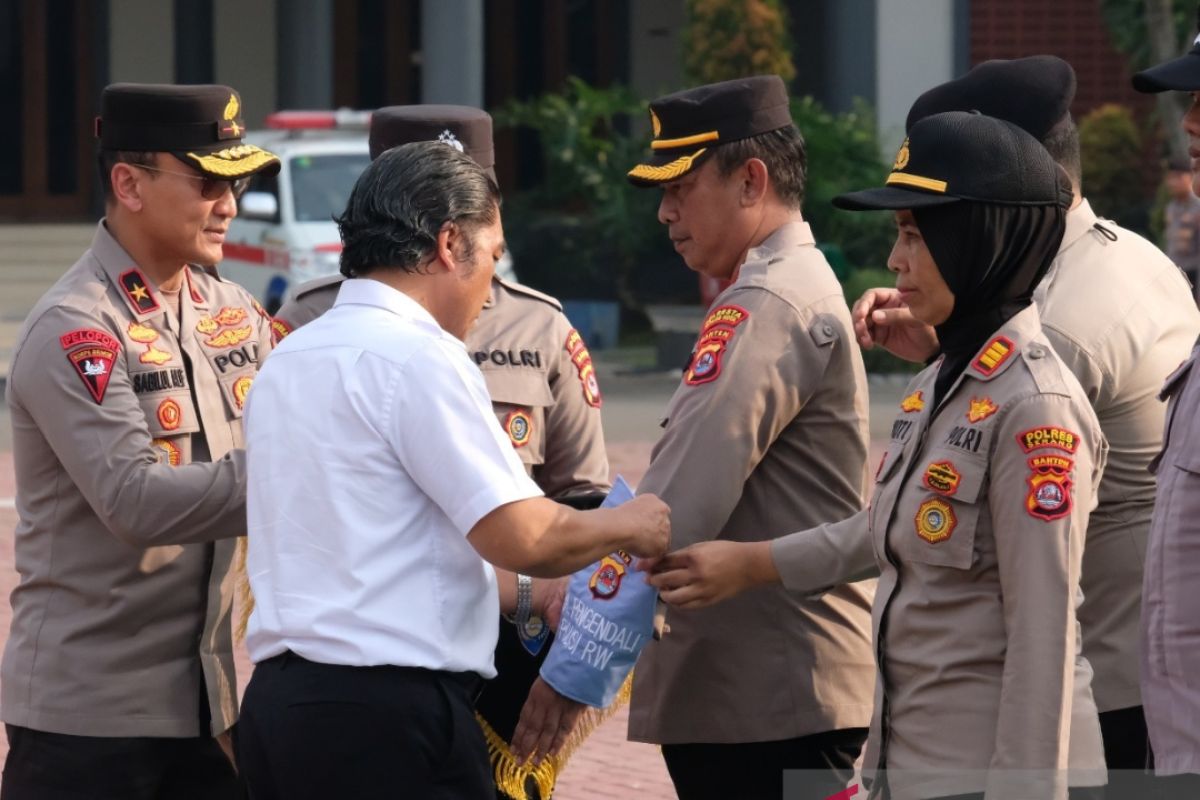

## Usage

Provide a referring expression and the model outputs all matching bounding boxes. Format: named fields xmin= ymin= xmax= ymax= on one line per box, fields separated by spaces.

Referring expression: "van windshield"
xmin=290 ymin=153 xmax=371 ymax=223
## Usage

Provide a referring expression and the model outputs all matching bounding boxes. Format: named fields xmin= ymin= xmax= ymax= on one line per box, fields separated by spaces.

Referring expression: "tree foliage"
xmin=682 ymin=0 xmax=796 ymax=85
xmin=1100 ymin=0 xmax=1194 ymax=68
xmin=1079 ymin=104 xmax=1147 ymax=228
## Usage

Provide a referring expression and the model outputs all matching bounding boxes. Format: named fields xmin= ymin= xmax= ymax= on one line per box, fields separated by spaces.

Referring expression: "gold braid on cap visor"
xmin=185 ymin=144 xmax=280 ymax=177
xmin=628 ymin=148 xmax=709 ymax=183
xmin=885 ymin=171 xmax=948 ymax=193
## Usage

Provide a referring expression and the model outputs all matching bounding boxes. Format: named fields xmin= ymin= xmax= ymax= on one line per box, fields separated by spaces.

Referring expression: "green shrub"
xmin=682 ymin=0 xmax=796 ymax=85
xmin=1079 ymin=104 xmax=1147 ymax=231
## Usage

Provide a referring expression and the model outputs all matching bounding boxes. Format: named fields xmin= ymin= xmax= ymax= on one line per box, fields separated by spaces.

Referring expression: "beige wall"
xmin=629 ymin=0 xmax=685 ymax=102
xmin=215 ymin=0 xmax=277 ymax=128
xmin=108 ymin=0 xmax=174 ymax=84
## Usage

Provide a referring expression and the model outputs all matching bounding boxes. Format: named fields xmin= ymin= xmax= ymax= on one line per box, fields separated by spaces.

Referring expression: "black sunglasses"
xmin=133 ymin=164 xmax=251 ymax=200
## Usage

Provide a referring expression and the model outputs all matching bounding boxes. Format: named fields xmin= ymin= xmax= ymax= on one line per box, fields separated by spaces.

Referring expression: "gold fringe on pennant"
xmin=477 ymin=712 xmax=560 ymax=800
xmin=553 ymin=671 xmax=634 ymax=766
xmin=233 ymin=537 xmax=254 ymax=643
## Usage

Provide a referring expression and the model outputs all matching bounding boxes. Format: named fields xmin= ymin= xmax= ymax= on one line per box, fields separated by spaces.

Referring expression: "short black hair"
xmin=1041 ymin=115 xmax=1081 ymax=190
xmin=712 ymin=125 xmax=808 ymax=209
xmin=97 ymin=150 xmax=157 ymax=201
xmin=336 ymin=141 xmax=501 ymax=278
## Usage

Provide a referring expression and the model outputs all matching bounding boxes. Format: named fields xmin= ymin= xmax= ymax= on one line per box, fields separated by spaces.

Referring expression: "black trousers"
xmin=236 ymin=651 xmax=491 ymax=800
xmin=662 ymin=727 xmax=867 ymax=800
xmin=0 ymin=724 xmax=241 ymax=800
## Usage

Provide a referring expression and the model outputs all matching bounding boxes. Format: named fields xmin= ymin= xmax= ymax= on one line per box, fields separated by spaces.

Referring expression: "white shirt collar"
xmin=333 ymin=277 xmax=440 ymax=329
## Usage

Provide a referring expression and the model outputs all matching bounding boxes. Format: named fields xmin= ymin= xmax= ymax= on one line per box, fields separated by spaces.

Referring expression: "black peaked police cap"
xmin=1133 ymin=6 xmax=1200 ymax=92
xmin=834 ymin=112 xmax=1072 ymax=212
xmin=628 ymin=75 xmax=793 ymax=186
xmin=97 ymin=83 xmax=280 ymax=179
xmin=368 ymin=105 xmax=496 ymax=181
xmin=906 ymin=55 xmax=1076 ymax=141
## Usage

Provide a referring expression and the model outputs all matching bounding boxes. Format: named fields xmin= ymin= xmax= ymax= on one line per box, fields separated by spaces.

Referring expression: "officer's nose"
xmin=213 ymin=186 xmax=238 ymax=219
xmin=885 ymin=236 xmax=905 ymax=274
xmin=657 ymin=192 xmax=677 ymax=225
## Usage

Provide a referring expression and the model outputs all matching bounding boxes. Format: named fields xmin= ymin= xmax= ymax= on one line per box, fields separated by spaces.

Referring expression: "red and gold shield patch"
xmin=157 ymin=398 xmax=182 ymax=431
xmin=1025 ymin=455 xmax=1074 ymax=521
xmin=505 ymin=409 xmax=533 ymax=448
xmin=588 ymin=552 xmax=632 ymax=600
xmin=67 ymin=344 xmax=117 ymax=404
xmin=915 ymin=498 xmax=956 ymax=544
xmin=270 ymin=318 xmax=292 ymax=344
xmin=922 ymin=461 xmax=961 ymax=496
xmin=564 ymin=328 xmax=602 ymax=408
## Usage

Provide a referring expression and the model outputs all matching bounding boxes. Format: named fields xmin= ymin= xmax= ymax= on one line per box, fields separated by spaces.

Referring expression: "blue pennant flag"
xmin=539 ymin=476 xmax=656 ymax=708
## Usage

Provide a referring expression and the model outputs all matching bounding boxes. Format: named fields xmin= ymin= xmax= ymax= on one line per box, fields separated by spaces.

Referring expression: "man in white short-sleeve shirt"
xmin=236 ymin=141 xmax=669 ymax=800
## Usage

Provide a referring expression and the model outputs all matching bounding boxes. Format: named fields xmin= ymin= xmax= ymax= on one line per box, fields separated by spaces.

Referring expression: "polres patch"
xmin=505 ymin=409 xmax=533 ymax=448
xmin=1016 ymin=426 xmax=1081 ymax=454
xmin=915 ymin=497 xmax=957 ymax=544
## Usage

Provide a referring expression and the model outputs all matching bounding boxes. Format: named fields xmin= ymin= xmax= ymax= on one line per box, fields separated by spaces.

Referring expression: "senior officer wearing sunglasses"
xmin=1 ymin=83 xmax=280 ymax=800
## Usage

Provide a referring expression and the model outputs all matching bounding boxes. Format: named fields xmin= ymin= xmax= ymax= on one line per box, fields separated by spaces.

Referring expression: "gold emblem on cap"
xmin=893 ymin=138 xmax=910 ymax=171
xmin=650 ymin=108 xmax=662 ymax=138
xmin=224 ymin=94 xmax=239 ymax=122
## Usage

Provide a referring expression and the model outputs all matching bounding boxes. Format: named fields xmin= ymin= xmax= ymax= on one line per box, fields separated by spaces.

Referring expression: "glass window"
xmin=289 ymin=153 xmax=370 ymax=223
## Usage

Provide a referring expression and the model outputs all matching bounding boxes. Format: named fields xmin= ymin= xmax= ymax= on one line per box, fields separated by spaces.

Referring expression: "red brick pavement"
xmin=0 ymin=439 xmax=884 ymax=798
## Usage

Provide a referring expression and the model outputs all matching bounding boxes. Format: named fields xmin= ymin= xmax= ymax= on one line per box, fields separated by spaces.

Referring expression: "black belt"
xmin=260 ymin=650 xmax=485 ymax=699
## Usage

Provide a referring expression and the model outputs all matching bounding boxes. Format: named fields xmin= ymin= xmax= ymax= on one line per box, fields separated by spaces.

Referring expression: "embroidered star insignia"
xmin=129 ymin=283 xmax=150 ymax=303
xmin=900 ymin=390 xmax=925 ymax=413
xmin=967 ymin=396 xmax=999 ymax=423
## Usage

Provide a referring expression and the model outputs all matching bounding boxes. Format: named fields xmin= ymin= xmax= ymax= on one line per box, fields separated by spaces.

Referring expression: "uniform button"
xmin=822 ymin=324 xmax=834 ymax=337
xmin=1029 ymin=345 xmax=1046 ymax=359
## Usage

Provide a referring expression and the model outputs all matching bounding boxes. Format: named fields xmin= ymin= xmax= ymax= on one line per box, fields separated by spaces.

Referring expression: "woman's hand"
xmin=644 ymin=540 xmax=778 ymax=610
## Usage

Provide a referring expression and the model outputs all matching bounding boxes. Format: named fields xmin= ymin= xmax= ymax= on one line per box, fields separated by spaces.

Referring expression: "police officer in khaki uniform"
xmin=273 ymin=106 xmax=609 ymax=800
xmin=1129 ymin=36 xmax=1200 ymax=795
xmin=650 ymin=112 xmax=1107 ymax=800
xmin=849 ymin=58 xmax=1200 ymax=790
xmin=622 ymin=75 xmax=876 ymax=800
xmin=1 ymin=84 xmax=279 ymax=799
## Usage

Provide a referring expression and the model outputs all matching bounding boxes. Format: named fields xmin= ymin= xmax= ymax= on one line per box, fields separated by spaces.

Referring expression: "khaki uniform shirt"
xmin=1033 ymin=200 xmax=1200 ymax=711
xmin=1141 ymin=336 xmax=1200 ymax=776
xmin=275 ymin=275 xmax=609 ymax=497
xmin=1 ymin=223 xmax=272 ymax=738
xmin=628 ymin=221 xmax=876 ymax=745
xmin=775 ymin=306 xmax=1107 ymax=800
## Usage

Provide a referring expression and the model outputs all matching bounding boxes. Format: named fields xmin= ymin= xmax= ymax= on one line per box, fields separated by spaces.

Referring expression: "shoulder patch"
xmin=66 ymin=340 xmax=118 ymax=404
xmin=1026 ymin=455 xmax=1073 ymax=521
xmin=1016 ymin=426 xmax=1081 ymax=454
xmin=972 ymin=335 xmax=1015 ymax=377
xmin=294 ymin=274 xmax=346 ymax=300
xmin=495 ymin=277 xmax=563 ymax=311
xmin=684 ymin=305 xmax=751 ymax=387
xmin=564 ymin=329 xmax=602 ymax=407
xmin=118 ymin=268 xmax=160 ymax=315
xmin=270 ymin=317 xmax=292 ymax=344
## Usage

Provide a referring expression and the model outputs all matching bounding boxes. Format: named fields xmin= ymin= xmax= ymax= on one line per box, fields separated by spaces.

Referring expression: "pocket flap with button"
xmin=482 ymin=369 xmax=554 ymax=407
xmin=138 ymin=391 xmax=201 ymax=438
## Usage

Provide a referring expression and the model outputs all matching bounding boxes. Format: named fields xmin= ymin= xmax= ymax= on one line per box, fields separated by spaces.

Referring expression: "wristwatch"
xmin=511 ymin=573 xmax=533 ymax=626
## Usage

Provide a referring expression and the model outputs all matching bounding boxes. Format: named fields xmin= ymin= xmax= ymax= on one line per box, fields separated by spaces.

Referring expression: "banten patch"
xmin=151 ymin=438 xmax=181 ymax=467
xmin=118 ymin=268 xmax=160 ymax=314
xmin=270 ymin=318 xmax=292 ymax=344
xmin=972 ymin=335 xmax=1015 ymax=377
xmin=67 ymin=344 xmax=117 ymax=404
xmin=157 ymin=398 xmax=182 ymax=431
xmin=232 ymin=375 xmax=254 ymax=411
xmin=967 ymin=396 xmax=998 ymax=423
xmin=900 ymin=390 xmax=925 ymax=413
xmin=684 ymin=338 xmax=726 ymax=385
xmin=922 ymin=461 xmax=962 ymax=496
xmin=1028 ymin=453 xmax=1073 ymax=473
xmin=915 ymin=498 xmax=957 ymax=544
xmin=505 ymin=409 xmax=532 ymax=448
xmin=1016 ymin=426 xmax=1081 ymax=454
xmin=1027 ymin=469 xmax=1072 ymax=521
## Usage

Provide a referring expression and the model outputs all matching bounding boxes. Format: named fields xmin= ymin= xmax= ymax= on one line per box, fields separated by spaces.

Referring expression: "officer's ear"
xmin=431 ymin=221 xmax=465 ymax=274
xmin=740 ymin=158 xmax=770 ymax=207
xmin=109 ymin=162 xmax=145 ymax=213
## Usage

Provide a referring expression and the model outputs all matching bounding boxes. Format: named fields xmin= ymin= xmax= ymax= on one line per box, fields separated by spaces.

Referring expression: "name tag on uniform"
xmin=539 ymin=477 xmax=655 ymax=708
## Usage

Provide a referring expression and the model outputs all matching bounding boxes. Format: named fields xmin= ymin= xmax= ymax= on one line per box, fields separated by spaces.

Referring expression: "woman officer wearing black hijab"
xmin=642 ymin=112 xmax=1108 ymax=800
